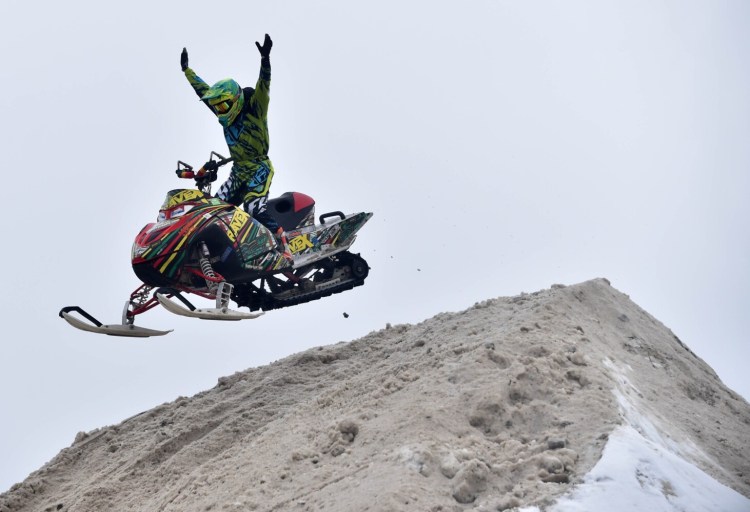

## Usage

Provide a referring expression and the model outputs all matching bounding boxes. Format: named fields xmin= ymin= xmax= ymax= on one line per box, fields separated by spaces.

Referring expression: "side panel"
xmin=210 ymin=208 xmax=287 ymax=276
xmin=131 ymin=204 xmax=234 ymax=284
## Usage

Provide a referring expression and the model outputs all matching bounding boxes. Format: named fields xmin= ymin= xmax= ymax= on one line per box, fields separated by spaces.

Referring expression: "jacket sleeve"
xmin=251 ymin=56 xmax=271 ymax=115
xmin=184 ymin=68 xmax=215 ymax=114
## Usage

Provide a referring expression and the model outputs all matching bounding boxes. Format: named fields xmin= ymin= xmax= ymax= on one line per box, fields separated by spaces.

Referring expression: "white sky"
xmin=1 ymin=0 xmax=748 ymax=493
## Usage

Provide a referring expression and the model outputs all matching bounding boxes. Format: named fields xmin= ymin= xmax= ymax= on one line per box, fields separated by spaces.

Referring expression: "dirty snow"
xmin=1 ymin=279 xmax=748 ymax=512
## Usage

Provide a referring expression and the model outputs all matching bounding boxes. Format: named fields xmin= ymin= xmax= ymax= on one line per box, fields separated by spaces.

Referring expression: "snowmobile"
xmin=60 ymin=153 xmax=372 ymax=337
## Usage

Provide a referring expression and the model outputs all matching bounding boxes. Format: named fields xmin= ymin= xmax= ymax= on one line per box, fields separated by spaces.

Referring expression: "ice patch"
xmin=520 ymin=360 xmax=750 ymax=512
xmin=604 ymin=358 xmax=715 ymax=466
xmin=548 ymin=424 xmax=750 ymax=512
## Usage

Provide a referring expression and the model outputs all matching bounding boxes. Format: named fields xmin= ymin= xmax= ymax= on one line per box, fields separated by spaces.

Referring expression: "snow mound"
xmin=2 ymin=278 xmax=749 ymax=512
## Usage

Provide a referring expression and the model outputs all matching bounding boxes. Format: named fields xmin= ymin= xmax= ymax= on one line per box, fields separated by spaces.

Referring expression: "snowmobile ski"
xmin=156 ymin=292 xmax=264 ymax=321
xmin=59 ymin=306 xmax=172 ymax=338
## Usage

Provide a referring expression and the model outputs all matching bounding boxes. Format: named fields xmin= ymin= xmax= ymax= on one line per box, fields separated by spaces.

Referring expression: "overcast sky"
xmin=1 ymin=0 xmax=748 ymax=493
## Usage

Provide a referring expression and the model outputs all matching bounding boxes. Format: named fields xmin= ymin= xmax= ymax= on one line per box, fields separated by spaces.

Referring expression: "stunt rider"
xmin=181 ymin=35 xmax=287 ymax=251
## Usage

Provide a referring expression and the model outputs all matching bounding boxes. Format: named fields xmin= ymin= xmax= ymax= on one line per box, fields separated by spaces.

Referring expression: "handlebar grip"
xmin=175 ymin=155 xmax=233 ymax=181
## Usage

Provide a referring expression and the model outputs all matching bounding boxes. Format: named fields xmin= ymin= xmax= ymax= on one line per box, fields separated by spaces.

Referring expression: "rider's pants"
xmin=216 ymin=160 xmax=280 ymax=232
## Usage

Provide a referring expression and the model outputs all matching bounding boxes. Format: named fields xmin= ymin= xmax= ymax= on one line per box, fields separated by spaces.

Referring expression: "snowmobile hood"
xmin=158 ymin=189 xmax=223 ymax=223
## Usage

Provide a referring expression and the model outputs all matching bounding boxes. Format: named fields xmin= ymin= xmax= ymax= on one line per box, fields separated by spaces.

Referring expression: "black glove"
xmin=204 ymin=160 xmax=218 ymax=172
xmin=255 ymin=34 xmax=272 ymax=57
xmin=181 ymin=47 xmax=189 ymax=71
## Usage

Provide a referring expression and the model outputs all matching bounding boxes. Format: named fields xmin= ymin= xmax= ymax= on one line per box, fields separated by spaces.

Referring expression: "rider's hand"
xmin=255 ymin=34 xmax=272 ymax=57
xmin=181 ymin=47 xmax=189 ymax=71
xmin=204 ymin=160 xmax=218 ymax=172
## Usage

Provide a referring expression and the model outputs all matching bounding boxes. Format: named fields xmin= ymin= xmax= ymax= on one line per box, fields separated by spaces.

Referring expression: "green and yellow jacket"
xmin=184 ymin=57 xmax=273 ymax=189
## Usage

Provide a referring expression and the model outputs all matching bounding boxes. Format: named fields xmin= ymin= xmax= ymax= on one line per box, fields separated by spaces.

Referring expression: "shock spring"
xmin=199 ymin=242 xmax=219 ymax=292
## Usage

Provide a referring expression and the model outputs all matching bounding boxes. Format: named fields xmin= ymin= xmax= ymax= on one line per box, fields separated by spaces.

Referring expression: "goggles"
xmin=211 ymin=99 xmax=233 ymax=114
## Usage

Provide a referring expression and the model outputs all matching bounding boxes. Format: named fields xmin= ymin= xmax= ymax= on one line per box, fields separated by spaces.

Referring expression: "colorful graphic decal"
xmin=281 ymin=212 xmax=373 ymax=261
xmin=133 ymin=203 xmax=233 ymax=279
xmin=248 ymin=249 xmax=293 ymax=272
xmin=206 ymin=208 xmax=291 ymax=272
xmin=336 ymin=212 xmax=371 ymax=246
xmin=226 ymin=209 xmax=250 ymax=243
xmin=162 ymin=189 xmax=207 ymax=209
xmin=288 ymin=234 xmax=314 ymax=253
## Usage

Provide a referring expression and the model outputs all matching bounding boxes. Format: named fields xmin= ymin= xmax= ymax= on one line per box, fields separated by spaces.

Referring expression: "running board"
xmin=156 ymin=293 xmax=264 ymax=321
xmin=59 ymin=307 xmax=172 ymax=338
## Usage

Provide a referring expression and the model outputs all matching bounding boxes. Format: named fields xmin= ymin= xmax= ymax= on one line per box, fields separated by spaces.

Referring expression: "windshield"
xmin=160 ymin=189 xmax=207 ymax=210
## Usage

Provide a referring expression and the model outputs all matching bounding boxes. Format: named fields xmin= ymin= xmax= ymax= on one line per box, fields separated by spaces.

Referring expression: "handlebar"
xmin=175 ymin=152 xmax=233 ymax=182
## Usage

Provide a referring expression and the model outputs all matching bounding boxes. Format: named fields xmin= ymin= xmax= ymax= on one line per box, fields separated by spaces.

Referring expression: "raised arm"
xmin=252 ymin=35 xmax=272 ymax=113
xmin=180 ymin=47 xmax=212 ymax=105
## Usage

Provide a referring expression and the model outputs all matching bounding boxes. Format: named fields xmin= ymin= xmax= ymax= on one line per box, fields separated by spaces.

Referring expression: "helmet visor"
xmin=210 ymin=99 xmax=233 ymax=114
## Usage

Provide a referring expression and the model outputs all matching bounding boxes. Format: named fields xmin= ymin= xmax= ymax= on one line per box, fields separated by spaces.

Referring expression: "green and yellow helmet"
xmin=201 ymin=78 xmax=245 ymax=127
